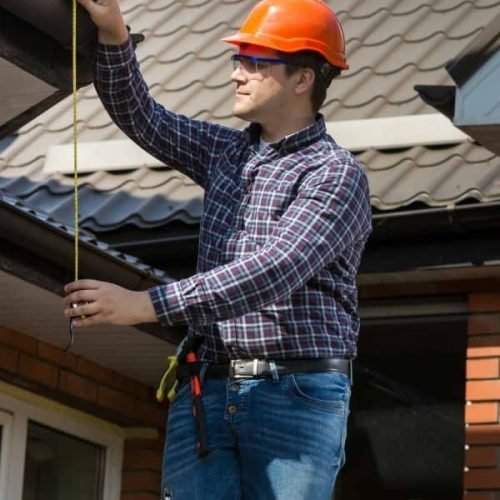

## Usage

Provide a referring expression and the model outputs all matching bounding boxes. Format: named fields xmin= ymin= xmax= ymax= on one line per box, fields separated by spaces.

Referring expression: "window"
xmin=23 ymin=422 xmax=105 ymax=500
xmin=0 ymin=386 xmax=123 ymax=500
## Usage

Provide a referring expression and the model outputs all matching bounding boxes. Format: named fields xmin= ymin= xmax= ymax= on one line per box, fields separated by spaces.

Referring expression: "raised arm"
xmin=77 ymin=0 xmax=237 ymax=188
xmin=76 ymin=0 xmax=129 ymax=45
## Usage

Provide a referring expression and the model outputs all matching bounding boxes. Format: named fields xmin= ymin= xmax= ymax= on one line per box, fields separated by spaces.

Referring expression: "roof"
xmin=0 ymin=3 xmax=88 ymax=139
xmin=1 ymin=0 xmax=500 ymax=233
xmin=0 ymin=189 xmax=171 ymax=281
xmin=421 ymin=10 xmax=500 ymax=156
xmin=0 ymin=190 xmax=186 ymax=384
xmin=447 ymin=10 xmax=500 ymax=86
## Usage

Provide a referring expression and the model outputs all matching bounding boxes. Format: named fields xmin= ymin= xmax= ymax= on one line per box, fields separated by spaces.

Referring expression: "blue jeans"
xmin=162 ymin=370 xmax=351 ymax=500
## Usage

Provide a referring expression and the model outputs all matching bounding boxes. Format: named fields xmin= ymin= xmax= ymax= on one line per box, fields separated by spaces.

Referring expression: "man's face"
xmin=231 ymin=44 xmax=296 ymax=124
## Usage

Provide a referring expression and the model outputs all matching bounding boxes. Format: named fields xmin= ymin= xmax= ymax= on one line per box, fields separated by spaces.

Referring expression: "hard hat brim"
xmin=221 ymin=32 xmax=349 ymax=70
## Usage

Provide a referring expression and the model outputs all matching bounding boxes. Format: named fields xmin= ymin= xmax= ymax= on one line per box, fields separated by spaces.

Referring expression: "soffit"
xmin=0 ymin=60 xmax=55 ymax=128
xmin=0 ymin=269 xmax=174 ymax=386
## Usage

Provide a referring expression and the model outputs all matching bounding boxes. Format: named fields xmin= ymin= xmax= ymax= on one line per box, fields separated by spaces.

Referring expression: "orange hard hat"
xmin=222 ymin=0 xmax=348 ymax=69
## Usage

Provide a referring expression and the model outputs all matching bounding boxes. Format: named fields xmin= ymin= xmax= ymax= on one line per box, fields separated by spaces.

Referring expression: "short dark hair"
xmin=280 ymin=50 xmax=341 ymax=113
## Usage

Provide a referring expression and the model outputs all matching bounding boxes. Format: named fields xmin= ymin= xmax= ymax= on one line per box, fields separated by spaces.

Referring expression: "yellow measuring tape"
xmin=68 ymin=3 xmax=180 ymax=393
xmin=64 ymin=0 xmax=80 ymax=354
xmin=72 ymin=0 xmax=79 ymax=282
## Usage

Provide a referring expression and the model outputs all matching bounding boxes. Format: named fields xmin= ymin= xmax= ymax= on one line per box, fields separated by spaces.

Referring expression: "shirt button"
xmin=227 ymin=405 xmax=238 ymax=414
xmin=230 ymin=384 xmax=240 ymax=392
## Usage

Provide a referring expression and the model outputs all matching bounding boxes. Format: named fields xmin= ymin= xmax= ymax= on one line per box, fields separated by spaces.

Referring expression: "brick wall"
xmin=465 ymin=294 xmax=500 ymax=499
xmin=0 ymin=325 xmax=167 ymax=499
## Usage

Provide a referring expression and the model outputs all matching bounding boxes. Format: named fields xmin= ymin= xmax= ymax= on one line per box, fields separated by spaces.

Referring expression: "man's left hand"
xmin=64 ymin=280 xmax=157 ymax=327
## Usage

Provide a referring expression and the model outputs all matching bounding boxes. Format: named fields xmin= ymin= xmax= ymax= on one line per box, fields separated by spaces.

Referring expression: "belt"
xmin=177 ymin=358 xmax=352 ymax=380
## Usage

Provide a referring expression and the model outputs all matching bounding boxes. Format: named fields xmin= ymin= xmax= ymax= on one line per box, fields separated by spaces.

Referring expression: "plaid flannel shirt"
xmin=95 ymin=38 xmax=372 ymax=362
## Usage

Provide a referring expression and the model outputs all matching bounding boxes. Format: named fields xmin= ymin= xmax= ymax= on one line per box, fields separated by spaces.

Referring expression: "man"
xmin=65 ymin=0 xmax=372 ymax=498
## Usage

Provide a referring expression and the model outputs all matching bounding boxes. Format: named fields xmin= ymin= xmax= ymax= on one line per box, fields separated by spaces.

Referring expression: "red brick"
xmin=469 ymin=315 xmax=500 ymax=335
xmin=470 ymin=295 xmax=500 ymax=314
xmin=97 ymin=385 xmax=135 ymax=417
xmin=466 ymin=403 xmax=499 ymax=424
xmin=468 ymin=359 xmax=500 ymax=380
xmin=134 ymin=400 xmax=166 ymax=428
xmin=465 ymin=446 xmax=498 ymax=467
xmin=468 ymin=336 xmax=500 ymax=359
xmin=123 ymin=448 xmax=162 ymax=471
xmin=467 ymin=425 xmax=500 ymax=445
xmin=76 ymin=357 xmax=114 ymax=385
xmin=464 ymin=492 xmax=496 ymax=500
xmin=18 ymin=354 xmax=58 ymax=388
xmin=59 ymin=370 xmax=97 ymax=402
xmin=38 ymin=341 xmax=77 ymax=370
xmin=464 ymin=468 xmax=500 ymax=489
xmin=0 ymin=343 xmax=18 ymax=373
xmin=112 ymin=372 xmax=150 ymax=400
xmin=121 ymin=470 xmax=160 ymax=493
xmin=0 ymin=327 xmax=37 ymax=355
xmin=124 ymin=437 xmax=164 ymax=452
xmin=467 ymin=381 xmax=500 ymax=401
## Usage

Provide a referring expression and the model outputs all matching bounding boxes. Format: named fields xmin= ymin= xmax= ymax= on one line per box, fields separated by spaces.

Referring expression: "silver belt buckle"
xmin=229 ymin=359 xmax=260 ymax=379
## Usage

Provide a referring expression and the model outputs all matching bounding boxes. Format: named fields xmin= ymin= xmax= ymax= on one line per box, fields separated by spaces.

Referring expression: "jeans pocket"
xmin=284 ymin=371 xmax=350 ymax=415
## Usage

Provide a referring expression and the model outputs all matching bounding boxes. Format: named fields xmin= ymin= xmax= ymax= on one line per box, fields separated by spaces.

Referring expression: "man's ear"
xmin=294 ymin=67 xmax=315 ymax=96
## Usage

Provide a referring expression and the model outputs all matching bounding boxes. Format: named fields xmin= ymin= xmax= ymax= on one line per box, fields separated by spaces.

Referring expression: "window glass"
xmin=22 ymin=421 xmax=104 ymax=500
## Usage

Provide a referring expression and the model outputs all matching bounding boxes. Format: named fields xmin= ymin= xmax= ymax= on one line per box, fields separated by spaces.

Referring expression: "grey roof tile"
xmin=362 ymin=142 xmax=500 ymax=209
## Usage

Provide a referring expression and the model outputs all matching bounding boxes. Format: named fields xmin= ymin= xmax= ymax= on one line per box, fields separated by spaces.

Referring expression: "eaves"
xmin=0 ymin=192 xmax=185 ymax=344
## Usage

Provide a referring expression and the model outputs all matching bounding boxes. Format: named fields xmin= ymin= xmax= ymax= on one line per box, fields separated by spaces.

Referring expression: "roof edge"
xmin=446 ymin=11 xmax=500 ymax=86
xmin=0 ymin=194 xmax=184 ymax=345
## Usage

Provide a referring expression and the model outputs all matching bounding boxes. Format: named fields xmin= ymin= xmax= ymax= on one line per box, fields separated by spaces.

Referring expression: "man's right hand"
xmin=77 ymin=0 xmax=129 ymax=45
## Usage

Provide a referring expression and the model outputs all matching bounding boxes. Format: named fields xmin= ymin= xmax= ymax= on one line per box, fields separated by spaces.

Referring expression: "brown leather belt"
xmin=177 ymin=358 xmax=352 ymax=380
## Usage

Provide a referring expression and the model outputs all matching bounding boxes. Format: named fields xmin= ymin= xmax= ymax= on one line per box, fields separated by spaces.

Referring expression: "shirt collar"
xmin=244 ymin=114 xmax=327 ymax=156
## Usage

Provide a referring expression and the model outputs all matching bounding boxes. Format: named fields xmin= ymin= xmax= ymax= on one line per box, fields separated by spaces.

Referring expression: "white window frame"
xmin=0 ymin=387 xmax=123 ymax=500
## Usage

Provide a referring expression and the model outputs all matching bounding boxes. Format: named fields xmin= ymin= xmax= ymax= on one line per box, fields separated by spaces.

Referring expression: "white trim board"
xmin=45 ymin=139 xmax=164 ymax=173
xmin=326 ymin=113 xmax=470 ymax=151
xmin=44 ymin=114 xmax=471 ymax=174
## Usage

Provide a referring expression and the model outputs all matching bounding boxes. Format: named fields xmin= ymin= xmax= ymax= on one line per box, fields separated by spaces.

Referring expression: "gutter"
xmin=371 ymin=200 xmax=500 ymax=241
xmin=0 ymin=195 xmax=185 ymax=344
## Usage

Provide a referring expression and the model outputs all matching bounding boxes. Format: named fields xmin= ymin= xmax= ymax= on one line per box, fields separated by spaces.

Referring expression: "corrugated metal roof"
xmin=1 ymin=0 xmax=500 ymax=230
xmin=0 ymin=167 xmax=203 ymax=231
